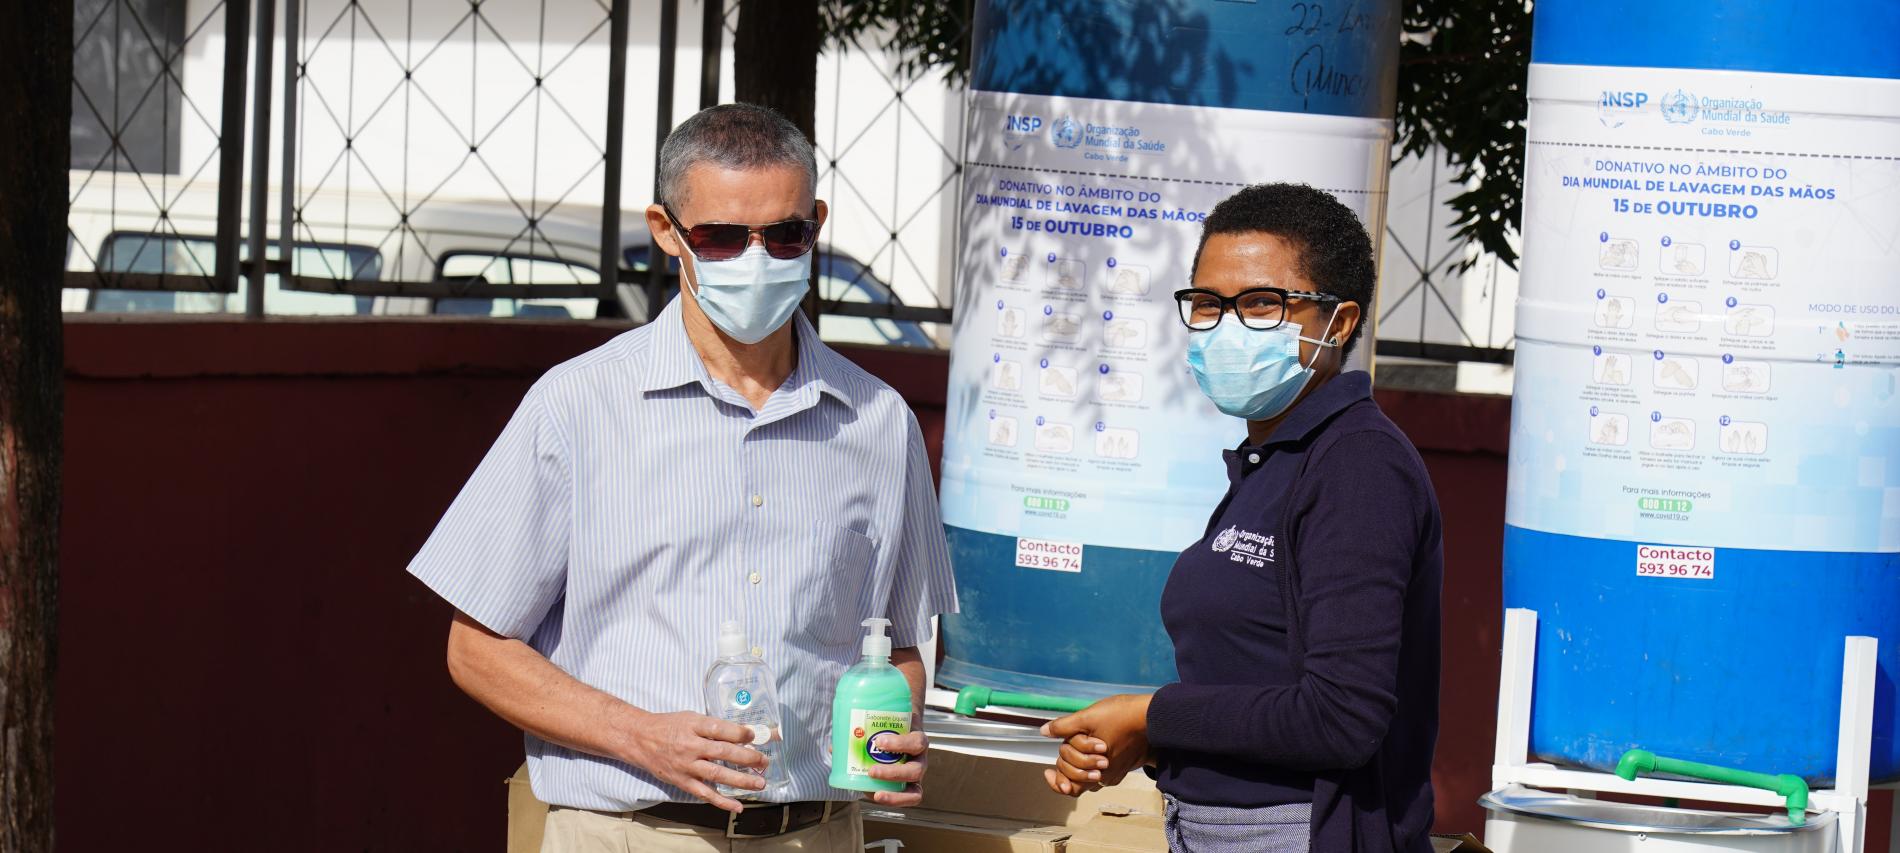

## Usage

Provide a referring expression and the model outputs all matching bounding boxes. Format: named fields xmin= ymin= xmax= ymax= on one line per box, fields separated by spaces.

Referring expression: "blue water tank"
xmin=937 ymin=0 xmax=1399 ymax=699
xmin=1506 ymin=0 xmax=1900 ymax=783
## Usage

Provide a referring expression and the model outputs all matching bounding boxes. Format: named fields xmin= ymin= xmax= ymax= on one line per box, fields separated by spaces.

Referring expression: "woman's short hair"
xmin=1191 ymin=183 xmax=1377 ymax=357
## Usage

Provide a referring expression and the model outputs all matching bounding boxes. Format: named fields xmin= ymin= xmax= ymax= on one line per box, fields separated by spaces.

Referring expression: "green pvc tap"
xmin=1615 ymin=748 xmax=1810 ymax=826
xmin=951 ymin=685 xmax=1091 ymax=717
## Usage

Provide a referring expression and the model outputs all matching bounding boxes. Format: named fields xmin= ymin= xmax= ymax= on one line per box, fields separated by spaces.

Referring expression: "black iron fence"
xmin=66 ymin=0 xmax=250 ymax=301
xmin=64 ymin=0 xmax=1510 ymax=367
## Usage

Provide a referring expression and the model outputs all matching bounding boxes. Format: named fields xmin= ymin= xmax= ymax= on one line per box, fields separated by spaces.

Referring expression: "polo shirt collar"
xmin=639 ymin=297 xmax=854 ymax=411
xmin=1258 ymin=369 xmax=1372 ymax=447
xmin=1224 ymin=370 xmax=1372 ymax=478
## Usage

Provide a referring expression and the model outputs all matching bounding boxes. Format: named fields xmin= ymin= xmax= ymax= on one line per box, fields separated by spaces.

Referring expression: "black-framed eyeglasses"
xmin=663 ymin=205 xmax=820 ymax=262
xmin=1173 ymin=286 xmax=1340 ymax=331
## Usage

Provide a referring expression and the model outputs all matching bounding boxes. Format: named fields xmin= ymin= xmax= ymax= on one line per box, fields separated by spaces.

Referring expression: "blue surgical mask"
xmin=1185 ymin=310 xmax=1339 ymax=421
xmin=681 ymin=242 xmax=811 ymax=344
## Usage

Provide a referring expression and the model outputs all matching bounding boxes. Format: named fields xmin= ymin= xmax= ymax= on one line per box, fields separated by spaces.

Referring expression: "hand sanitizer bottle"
xmin=702 ymin=620 xmax=789 ymax=799
xmin=827 ymin=618 xmax=913 ymax=793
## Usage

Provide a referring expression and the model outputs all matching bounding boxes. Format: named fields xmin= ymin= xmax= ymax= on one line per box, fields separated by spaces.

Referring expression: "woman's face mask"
xmin=1185 ymin=304 xmax=1341 ymax=421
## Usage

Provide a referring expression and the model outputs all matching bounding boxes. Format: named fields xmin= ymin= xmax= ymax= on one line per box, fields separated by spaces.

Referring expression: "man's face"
xmin=647 ymin=163 xmax=827 ymax=277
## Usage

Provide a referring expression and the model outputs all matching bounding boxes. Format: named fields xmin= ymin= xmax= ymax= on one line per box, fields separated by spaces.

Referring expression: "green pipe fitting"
xmin=1615 ymin=748 xmax=1810 ymax=826
xmin=951 ymin=685 xmax=1092 ymax=717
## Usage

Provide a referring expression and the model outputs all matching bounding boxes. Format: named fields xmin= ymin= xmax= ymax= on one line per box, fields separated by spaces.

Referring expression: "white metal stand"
xmin=1491 ymin=608 xmax=1881 ymax=853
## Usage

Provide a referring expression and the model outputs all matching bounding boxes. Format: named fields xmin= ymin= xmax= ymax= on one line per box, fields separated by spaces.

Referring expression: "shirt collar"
xmin=1225 ymin=369 xmax=1373 ymax=474
xmin=1259 ymin=369 xmax=1371 ymax=446
xmin=639 ymin=297 xmax=854 ymax=411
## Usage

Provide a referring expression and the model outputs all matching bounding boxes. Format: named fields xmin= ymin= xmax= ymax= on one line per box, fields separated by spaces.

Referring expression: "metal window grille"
xmin=809 ymin=9 xmax=969 ymax=338
xmin=63 ymin=0 xmax=1520 ymax=368
xmin=280 ymin=0 xmax=628 ymax=311
xmin=65 ymin=0 xmax=251 ymax=304
xmin=1374 ymin=152 xmax=1518 ymax=368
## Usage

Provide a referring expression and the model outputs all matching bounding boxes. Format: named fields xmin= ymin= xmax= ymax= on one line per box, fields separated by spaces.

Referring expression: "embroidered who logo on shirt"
xmin=1211 ymin=525 xmax=1276 ymax=568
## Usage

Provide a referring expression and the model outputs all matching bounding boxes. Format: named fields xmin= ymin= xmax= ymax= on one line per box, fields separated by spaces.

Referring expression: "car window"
xmin=435 ymin=252 xmax=600 ymax=319
xmin=88 ymin=233 xmax=377 ymax=315
xmin=817 ymin=266 xmax=906 ymax=345
xmin=274 ymin=244 xmax=383 ymax=315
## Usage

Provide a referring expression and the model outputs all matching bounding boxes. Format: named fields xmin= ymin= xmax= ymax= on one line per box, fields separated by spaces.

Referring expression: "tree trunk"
xmin=733 ymin=0 xmax=821 ymax=142
xmin=0 ymin=0 xmax=70 ymax=846
xmin=733 ymin=0 xmax=823 ymax=323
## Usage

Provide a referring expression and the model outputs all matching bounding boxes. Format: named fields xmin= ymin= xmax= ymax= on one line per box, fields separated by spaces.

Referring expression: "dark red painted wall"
xmin=58 ymin=317 xmax=947 ymax=852
xmin=57 ymin=317 xmax=1887 ymax=850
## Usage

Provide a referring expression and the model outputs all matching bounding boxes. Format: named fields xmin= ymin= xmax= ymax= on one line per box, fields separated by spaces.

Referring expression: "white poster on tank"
xmin=939 ymin=91 xmax=1391 ymax=553
xmin=1507 ymin=64 xmax=1900 ymax=552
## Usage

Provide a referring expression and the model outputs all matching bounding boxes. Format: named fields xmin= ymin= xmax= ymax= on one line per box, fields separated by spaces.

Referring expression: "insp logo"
xmin=1005 ymin=114 xmax=1042 ymax=133
xmin=1598 ymin=90 xmax=1649 ymax=129
xmin=1003 ymin=114 xmax=1044 ymax=151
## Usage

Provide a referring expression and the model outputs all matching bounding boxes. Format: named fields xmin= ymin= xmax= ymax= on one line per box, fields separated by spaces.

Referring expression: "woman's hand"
xmin=1039 ymin=693 xmax=1152 ymax=796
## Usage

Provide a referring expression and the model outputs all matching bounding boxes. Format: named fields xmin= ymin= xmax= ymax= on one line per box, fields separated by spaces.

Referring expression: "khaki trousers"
xmin=540 ymin=802 xmax=862 ymax=853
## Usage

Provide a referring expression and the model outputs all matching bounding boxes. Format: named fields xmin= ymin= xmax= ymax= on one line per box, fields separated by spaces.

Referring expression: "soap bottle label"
xmin=846 ymin=709 xmax=910 ymax=777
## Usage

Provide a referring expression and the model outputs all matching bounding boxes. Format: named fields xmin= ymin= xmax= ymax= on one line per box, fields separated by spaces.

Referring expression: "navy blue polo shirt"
xmin=1147 ymin=370 xmax=1442 ymax=848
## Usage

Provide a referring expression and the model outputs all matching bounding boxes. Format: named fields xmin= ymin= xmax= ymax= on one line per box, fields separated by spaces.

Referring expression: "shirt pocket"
xmin=800 ymin=522 xmax=877 ymax=647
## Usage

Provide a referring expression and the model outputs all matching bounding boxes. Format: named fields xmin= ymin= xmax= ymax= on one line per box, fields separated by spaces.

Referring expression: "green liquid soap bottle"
xmin=828 ymin=618 xmax=913 ymax=793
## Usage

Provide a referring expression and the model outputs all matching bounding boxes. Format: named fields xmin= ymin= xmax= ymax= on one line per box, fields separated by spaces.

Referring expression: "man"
xmin=408 ymin=103 xmax=958 ymax=852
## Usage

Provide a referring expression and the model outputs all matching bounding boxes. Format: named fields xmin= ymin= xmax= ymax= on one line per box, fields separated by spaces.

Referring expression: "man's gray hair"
xmin=657 ymin=103 xmax=817 ymax=209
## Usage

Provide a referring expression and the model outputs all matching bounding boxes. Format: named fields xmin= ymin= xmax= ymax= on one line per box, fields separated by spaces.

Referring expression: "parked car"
xmin=64 ymin=171 xmax=940 ymax=347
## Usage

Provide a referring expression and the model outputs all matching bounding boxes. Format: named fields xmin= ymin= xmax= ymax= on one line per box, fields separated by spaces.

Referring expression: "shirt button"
xmin=751 ymin=646 xmax=764 ymax=658
xmin=749 ymin=572 xmax=762 ymax=585
xmin=1247 ymin=453 xmax=1261 ymax=464
xmin=751 ymin=494 xmax=764 ymax=507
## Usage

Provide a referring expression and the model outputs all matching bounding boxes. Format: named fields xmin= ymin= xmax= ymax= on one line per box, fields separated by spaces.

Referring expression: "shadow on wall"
xmin=973 ymin=0 xmax=1250 ymax=108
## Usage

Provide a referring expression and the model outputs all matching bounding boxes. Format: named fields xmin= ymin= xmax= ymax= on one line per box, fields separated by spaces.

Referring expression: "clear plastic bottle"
xmin=702 ymin=621 xmax=790 ymax=799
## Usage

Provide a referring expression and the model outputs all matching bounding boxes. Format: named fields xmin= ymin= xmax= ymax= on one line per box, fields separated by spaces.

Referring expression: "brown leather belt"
xmin=643 ymin=800 xmax=840 ymax=838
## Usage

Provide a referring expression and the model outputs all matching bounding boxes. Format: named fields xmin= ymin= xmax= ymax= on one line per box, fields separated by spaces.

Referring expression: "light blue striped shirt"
xmin=407 ymin=299 xmax=958 ymax=810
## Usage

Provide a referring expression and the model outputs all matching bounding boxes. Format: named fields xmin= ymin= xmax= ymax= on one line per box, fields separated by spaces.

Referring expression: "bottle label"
xmin=846 ymin=709 xmax=910 ymax=777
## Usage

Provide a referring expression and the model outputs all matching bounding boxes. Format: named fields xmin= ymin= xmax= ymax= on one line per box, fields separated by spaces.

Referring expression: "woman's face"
xmin=1191 ymin=231 xmax=1360 ymax=371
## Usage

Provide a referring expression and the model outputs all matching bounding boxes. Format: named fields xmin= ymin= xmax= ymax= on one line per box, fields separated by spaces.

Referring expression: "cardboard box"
xmin=1064 ymin=811 xmax=1168 ymax=852
xmin=507 ymin=764 xmax=545 ymax=853
xmin=504 ymin=747 xmax=1167 ymax=851
xmin=863 ymin=807 xmax=1071 ymax=853
xmin=509 ymin=759 xmax=1487 ymax=853
xmin=920 ymin=746 xmax=1166 ymax=828
xmin=1431 ymin=833 xmax=1494 ymax=853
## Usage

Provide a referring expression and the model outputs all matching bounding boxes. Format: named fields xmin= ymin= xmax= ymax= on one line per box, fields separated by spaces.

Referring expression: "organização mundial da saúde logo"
xmin=1050 ymin=115 xmax=1082 ymax=149
xmin=1661 ymin=89 xmax=1700 ymax=124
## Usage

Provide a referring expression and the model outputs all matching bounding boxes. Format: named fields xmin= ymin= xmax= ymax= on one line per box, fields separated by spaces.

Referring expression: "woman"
xmin=1041 ymin=183 xmax=1442 ymax=853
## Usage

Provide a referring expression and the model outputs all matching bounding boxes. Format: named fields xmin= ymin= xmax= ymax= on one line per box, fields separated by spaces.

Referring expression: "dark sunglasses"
xmin=663 ymin=205 xmax=820 ymax=262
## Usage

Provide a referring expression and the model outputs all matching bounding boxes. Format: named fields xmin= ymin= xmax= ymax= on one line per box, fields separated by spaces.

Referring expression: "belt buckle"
xmin=724 ymin=804 xmax=791 ymax=840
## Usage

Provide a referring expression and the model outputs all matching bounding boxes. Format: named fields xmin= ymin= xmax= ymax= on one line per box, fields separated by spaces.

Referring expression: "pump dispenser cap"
xmin=860 ymin=618 xmax=892 ymax=658
xmin=718 ymin=620 xmax=749 ymax=658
